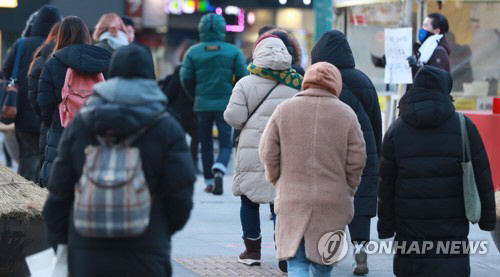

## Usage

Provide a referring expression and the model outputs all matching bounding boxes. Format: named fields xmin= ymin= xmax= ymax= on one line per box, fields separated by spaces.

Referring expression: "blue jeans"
xmin=288 ymin=240 xmax=333 ymax=277
xmin=196 ymin=111 xmax=232 ymax=183
xmin=240 ymin=195 xmax=276 ymax=239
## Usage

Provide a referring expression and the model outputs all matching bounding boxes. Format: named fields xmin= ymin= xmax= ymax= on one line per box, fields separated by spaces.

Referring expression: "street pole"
xmin=314 ymin=0 xmax=334 ymax=42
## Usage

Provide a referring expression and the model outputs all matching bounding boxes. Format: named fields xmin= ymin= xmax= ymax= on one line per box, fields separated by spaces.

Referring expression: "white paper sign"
xmin=25 ymin=244 xmax=68 ymax=277
xmin=384 ymin=28 xmax=413 ymax=84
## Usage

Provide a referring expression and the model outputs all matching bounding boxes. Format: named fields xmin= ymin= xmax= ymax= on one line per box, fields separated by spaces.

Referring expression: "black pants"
xmin=15 ymin=131 xmax=40 ymax=182
xmin=69 ymin=247 xmax=172 ymax=277
xmin=348 ymin=215 xmax=371 ymax=244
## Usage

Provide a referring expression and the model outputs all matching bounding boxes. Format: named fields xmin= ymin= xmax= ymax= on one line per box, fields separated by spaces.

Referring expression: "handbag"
xmin=232 ymin=81 xmax=280 ymax=148
xmin=459 ymin=113 xmax=481 ymax=224
xmin=0 ymin=38 xmax=24 ymax=124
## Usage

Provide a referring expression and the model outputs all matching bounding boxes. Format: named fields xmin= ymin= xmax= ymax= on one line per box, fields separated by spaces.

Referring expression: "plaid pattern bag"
xmin=73 ymin=113 xmax=167 ymax=238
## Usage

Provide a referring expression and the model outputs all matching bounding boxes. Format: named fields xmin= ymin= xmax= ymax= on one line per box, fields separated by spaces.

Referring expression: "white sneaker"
xmin=353 ymin=244 xmax=369 ymax=275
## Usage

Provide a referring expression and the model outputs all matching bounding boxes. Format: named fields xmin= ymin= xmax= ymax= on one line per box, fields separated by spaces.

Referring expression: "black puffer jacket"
xmin=312 ymin=31 xmax=382 ymax=217
xmin=37 ymin=44 xmax=110 ymax=186
xmin=378 ymin=66 xmax=496 ymax=277
xmin=43 ymin=44 xmax=195 ymax=277
xmin=1 ymin=5 xmax=61 ymax=132
xmin=28 ymin=41 xmax=55 ymax=119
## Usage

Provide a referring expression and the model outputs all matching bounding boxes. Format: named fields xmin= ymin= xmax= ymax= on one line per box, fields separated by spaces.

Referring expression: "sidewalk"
xmin=171 ymin=175 xmax=500 ymax=276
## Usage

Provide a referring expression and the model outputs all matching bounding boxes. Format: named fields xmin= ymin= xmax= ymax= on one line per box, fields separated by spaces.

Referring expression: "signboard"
xmin=335 ymin=0 xmax=399 ymax=8
xmin=384 ymin=27 xmax=413 ymax=84
xmin=0 ymin=0 xmax=17 ymax=8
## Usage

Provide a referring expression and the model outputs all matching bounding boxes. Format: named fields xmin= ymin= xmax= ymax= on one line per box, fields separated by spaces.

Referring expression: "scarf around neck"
xmin=418 ymin=34 xmax=444 ymax=64
xmin=247 ymin=63 xmax=303 ymax=90
xmin=99 ymin=31 xmax=129 ymax=50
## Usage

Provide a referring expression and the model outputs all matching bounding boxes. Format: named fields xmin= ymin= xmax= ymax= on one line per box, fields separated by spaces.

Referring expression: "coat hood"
xmin=53 ymin=44 xmax=111 ymax=75
xmin=265 ymin=29 xmax=302 ymax=67
xmin=399 ymin=66 xmax=455 ymax=129
xmin=199 ymin=14 xmax=226 ymax=42
xmin=108 ymin=43 xmax=155 ymax=79
xmin=80 ymin=78 xmax=167 ymax=137
xmin=252 ymin=36 xmax=292 ymax=70
xmin=302 ymin=62 xmax=342 ymax=96
xmin=31 ymin=5 xmax=62 ymax=37
xmin=311 ymin=30 xmax=355 ymax=69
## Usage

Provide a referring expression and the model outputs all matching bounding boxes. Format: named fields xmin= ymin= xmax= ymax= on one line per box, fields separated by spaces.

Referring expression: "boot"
xmin=238 ymin=237 xmax=261 ymax=266
xmin=353 ymin=244 xmax=369 ymax=275
xmin=212 ymin=171 xmax=223 ymax=195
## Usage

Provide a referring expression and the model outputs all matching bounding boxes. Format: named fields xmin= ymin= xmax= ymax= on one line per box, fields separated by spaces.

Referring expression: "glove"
xmin=407 ymin=56 xmax=418 ymax=67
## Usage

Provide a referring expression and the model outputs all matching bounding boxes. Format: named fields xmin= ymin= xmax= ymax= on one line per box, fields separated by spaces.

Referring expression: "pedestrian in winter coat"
xmin=161 ymin=40 xmax=199 ymax=171
xmin=224 ymin=34 xmax=300 ymax=268
xmin=1 ymin=5 xmax=61 ymax=182
xmin=43 ymin=43 xmax=196 ymax=277
xmin=27 ymin=22 xmax=60 ymax=185
xmin=38 ymin=16 xmax=111 ymax=186
xmin=259 ymin=62 xmax=366 ymax=276
xmin=378 ymin=66 xmax=496 ymax=277
xmin=265 ymin=28 xmax=305 ymax=76
xmin=311 ymin=30 xmax=381 ymax=275
xmin=408 ymin=13 xmax=451 ymax=76
xmin=180 ymin=14 xmax=247 ymax=195
xmin=93 ymin=13 xmax=129 ymax=54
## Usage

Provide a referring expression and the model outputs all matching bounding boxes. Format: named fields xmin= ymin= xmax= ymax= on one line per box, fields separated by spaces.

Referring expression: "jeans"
xmin=196 ymin=111 xmax=232 ymax=182
xmin=240 ymin=195 xmax=276 ymax=239
xmin=288 ymin=240 xmax=333 ymax=277
xmin=348 ymin=215 xmax=371 ymax=244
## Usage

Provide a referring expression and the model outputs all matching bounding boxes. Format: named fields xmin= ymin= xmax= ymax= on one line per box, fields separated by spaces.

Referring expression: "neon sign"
xmin=165 ymin=0 xmax=215 ymax=14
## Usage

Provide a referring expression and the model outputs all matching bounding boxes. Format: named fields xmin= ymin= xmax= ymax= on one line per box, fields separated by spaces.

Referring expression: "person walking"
xmin=43 ymin=43 xmax=196 ymax=277
xmin=37 ymin=16 xmax=111 ymax=186
xmin=1 ymin=5 xmax=62 ymax=182
xmin=224 ymin=34 xmax=301 ymax=268
xmin=93 ymin=13 xmax=129 ymax=54
xmin=27 ymin=22 xmax=60 ymax=185
xmin=180 ymin=13 xmax=247 ymax=195
xmin=378 ymin=66 xmax=496 ymax=277
xmin=161 ymin=39 xmax=199 ymax=171
xmin=259 ymin=62 xmax=366 ymax=277
xmin=312 ymin=30 xmax=382 ymax=275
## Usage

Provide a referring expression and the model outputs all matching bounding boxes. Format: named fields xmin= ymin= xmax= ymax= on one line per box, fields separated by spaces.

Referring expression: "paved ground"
xmin=171 ymin=175 xmax=500 ymax=276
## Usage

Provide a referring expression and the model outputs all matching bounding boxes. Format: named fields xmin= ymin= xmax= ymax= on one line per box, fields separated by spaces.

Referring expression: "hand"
xmin=407 ymin=56 xmax=418 ymax=67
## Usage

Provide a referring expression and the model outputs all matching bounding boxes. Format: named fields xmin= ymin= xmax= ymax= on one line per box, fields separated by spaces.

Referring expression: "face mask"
xmin=418 ymin=28 xmax=432 ymax=43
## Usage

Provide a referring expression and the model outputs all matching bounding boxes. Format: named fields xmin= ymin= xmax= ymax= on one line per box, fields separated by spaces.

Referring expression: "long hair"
xmin=54 ymin=16 xmax=91 ymax=53
xmin=93 ymin=13 xmax=126 ymax=41
xmin=178 ymin=40 xmax=197 ymax=62
xmin=29 ymin=22 xmax=60 ymax=73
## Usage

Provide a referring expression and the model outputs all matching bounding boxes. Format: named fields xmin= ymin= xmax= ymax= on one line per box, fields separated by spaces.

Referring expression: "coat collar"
xmin=295 ymin=88 xmax=338 ymax=99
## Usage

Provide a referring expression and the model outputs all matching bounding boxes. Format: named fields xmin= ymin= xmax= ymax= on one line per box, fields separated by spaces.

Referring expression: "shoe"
xmin=204 ymin=185 xmax=213 ymax=193
xmin=238 ymin=237 xmax=261 ymax=266
xmin=212 ymin=172 xmax=223 ymax=195
xmin=353 ymin=244 xmax=369 ymax=275
xmin=278 ymin=260 xmax=288 ymax=273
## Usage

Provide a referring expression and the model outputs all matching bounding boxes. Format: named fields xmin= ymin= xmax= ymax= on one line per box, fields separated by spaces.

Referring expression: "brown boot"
xmin=238 ymin=237 xmax=261 ymax=266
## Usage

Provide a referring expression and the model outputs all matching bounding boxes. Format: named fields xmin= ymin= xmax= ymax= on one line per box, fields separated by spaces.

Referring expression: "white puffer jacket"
xmin=224 ymin=37 xmax=299 ymax=204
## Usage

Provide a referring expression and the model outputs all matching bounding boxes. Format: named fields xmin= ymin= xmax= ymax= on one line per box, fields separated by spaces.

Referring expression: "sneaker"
xmin=212 ymin=172 xmax=223 ymax=195
xmin=204 ymin=185 xmax=213 ymax=193
xmin=238 ymin=237 xmax=261 ymax=266
xmin=278 ymin=260 xmax=288 ymax=273
xmin=353 ymin=244 xmax=369 ymax=275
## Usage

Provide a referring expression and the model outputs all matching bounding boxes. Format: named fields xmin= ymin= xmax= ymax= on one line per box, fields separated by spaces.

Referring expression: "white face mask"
xmin=99 ymin=31 xmax=129 ymax=50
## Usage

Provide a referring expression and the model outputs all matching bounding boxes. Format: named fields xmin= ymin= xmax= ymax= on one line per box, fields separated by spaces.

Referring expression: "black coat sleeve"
xmin=367 ymin=86 xmax=383 ymax=156
xmin=38 ymin=62 xmax=57 ymax=126
xmin=377 ymin=125 xmax=398 ymax=239
xmin=1 ymin=40 xmax=18 ymax=79
xmin=42 ymin=118 xmax=79 ymax=247
xmin=466 ymin=118 xmax=496 ymax=231
xmin=28 ymin=55 xmax=46 ymax=118
xmin=162 ymin=119 xmax=196 ymax=235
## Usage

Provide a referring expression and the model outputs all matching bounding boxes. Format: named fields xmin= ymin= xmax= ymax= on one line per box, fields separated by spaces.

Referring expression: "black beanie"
xmin=108 ymin=43 xmax=155 ymax=80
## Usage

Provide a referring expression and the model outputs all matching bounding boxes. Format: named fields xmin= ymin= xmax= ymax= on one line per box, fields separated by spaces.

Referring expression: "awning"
xmin=335 ymin=0 xmax=500 ymax=8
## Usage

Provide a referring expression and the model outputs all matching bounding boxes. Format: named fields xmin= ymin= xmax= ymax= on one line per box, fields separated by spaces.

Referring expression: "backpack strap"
xmin=11 ymin=38 xmax=24 ymax=81
xmin=123 ymin=112 xmax=169 ymax=146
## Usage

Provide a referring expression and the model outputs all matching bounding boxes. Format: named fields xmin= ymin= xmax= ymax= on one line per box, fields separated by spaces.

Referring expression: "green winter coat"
xmin=180 ymin=14 xmax=247 ymax=112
